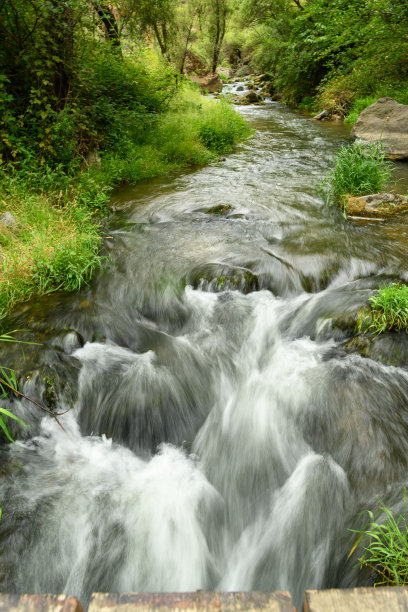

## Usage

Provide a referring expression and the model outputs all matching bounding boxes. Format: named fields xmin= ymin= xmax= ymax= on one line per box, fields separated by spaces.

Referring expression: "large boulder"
xmin=184 ymin=50 xmax=223 ymax=93
xmin=184 ymin=50 xmax=208 ymax=75
xmin=191 ymin=72 xmax=223 ymax=93
xmin=351 ymin=97 xmax=408 ymax=159
xmin=345 ymin=192 xmax=408 ymax=219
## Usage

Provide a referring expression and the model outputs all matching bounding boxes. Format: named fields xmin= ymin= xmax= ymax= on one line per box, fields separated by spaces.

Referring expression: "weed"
xmin=350 ymin=492 xmax=408 ymax=586
xmin=319 ymin=142 xmax=394 ymax=211
xmin=367 ymin=283 xmax=408 ymax=334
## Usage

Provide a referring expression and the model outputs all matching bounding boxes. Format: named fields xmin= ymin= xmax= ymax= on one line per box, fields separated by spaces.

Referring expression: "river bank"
xmin=0 ymin=86 xmax=250 ymax=319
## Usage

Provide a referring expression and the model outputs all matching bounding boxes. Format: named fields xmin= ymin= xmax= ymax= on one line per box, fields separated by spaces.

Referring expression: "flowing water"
xmin=1 ymin=92 xmax=408 ymax=609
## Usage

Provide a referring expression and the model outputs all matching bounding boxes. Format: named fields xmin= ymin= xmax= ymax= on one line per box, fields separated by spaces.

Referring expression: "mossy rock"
xmin=343 ymin=331 xmax=408 ymax=367
xmin=346 ymin=193 xmax=408 ymax=219
xmin=205 ymin=204 xmax=232 ymax=216
xmin=331 ymin=308 xmax=369 ymax=335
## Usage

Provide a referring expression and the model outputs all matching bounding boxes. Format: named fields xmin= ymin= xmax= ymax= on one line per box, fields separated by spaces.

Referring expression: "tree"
xmin=206 ymin=0 xmax=229 ymax=72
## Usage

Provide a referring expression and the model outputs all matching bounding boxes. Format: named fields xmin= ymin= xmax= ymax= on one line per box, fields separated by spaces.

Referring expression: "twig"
xmin=0 ymin=377 xmax=72 ymax=431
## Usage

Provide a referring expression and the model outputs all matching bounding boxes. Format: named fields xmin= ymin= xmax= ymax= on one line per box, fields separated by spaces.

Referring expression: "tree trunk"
xmin=92 ymin=0 xmax=121 ymax=52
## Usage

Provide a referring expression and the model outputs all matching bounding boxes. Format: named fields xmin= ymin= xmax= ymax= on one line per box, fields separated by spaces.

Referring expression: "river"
xmin=1 ymin=93 xmax=408 ymax=609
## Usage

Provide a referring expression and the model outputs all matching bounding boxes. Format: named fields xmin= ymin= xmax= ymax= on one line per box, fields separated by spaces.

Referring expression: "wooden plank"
xmin=304 ymin=587 xmax=408 ymax=612
xmin=88 ymin=592 xmax=297 ymax=612
xmin=0 ymin=595 xmax=83 ymax=612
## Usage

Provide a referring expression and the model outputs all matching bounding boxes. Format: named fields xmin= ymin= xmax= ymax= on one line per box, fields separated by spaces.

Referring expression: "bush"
xmin=368 ymin=283 xmax=408 ymax=334
xmin=319 ymin=142 xmax=394 ymax=210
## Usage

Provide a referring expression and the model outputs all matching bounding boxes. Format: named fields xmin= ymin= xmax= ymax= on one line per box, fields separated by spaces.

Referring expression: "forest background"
xmin=0 ymin=0 xmax=407 ymax=316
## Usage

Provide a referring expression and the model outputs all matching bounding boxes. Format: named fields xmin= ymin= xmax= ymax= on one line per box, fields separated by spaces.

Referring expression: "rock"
xmin=271 ymin=93 xmax=283 ymax=101
xmin=247 ymin=82 xmax=255 ymax=90
xmin=345 ymin=193 xmax=408 ymax=219
xmin=84 ymin=150 xmax=101 ymax=169
xmin=218 ymin=67 xmax=234 ymax=79
xmin=187 ymin=263 xmax=259 ymax=294
xmin=183 ymin=51 xmax=223 ymax=93
xmin=240 ymin=90 xmax=262 ymax=105
xmin=0 ymin=211 xmax=19 ymax=231
xmin=191 ymin=72 xmax=223 ymax=93
xmin=313 ymin=110 xmax=329 ymax=120
xmin=236 ymin=85 xmax=244 ymax=92
xmin=344 ymin=331 xmax=408 ymax=368
xmin=351 ymin=97 xmax=408 ymax=159
xmin=183 ymin=50 xmax=208 ymax=75
xmin=262 ymin=82 xmax=275 ymax=96
xmin=205 ymin=204 xmax=232 ymax=215
xmin=258 ymin=73 xmax=274 ymax=83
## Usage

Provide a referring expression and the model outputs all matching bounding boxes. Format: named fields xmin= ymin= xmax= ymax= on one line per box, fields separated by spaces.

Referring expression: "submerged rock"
xmin=351 ymin=97 xmax=408 ymax=159
xmin=346 ymin=193 xmax=408 ymax=219
xmin=205 ymin=204 xmax=232 ymax=216
xmin=187 ymin=263 xmax=259 ymax=294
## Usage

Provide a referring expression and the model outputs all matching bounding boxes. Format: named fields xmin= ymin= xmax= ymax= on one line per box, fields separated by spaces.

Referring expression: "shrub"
xmin=319 ymin=142 xmax=394 ymax=210
xmin=368 ymin=283 xmax=408 ymax=334
xmin=351 ymin=493 xmax=408 ymax=586
xmin=344 ymin=96 xmax=378 ymax=125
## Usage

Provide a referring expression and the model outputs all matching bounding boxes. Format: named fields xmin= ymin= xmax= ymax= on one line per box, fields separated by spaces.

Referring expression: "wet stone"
xmin=187 ymin=263 xmax=259 ymax=294
xmin=346 ymin=193 xmax=408 ymax=220
xmin=343 ymin=330 xmax=408 ymax=368
xmin=205 ymin=204 xmax=233 ymax=216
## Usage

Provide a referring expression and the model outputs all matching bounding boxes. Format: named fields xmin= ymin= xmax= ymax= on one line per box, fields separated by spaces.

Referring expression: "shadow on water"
xmin=1 ymin=98 xmax=408 ymax=609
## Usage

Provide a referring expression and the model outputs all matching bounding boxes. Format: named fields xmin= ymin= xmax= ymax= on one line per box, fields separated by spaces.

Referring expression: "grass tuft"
xmin=367 ymin=283 xmax=408 ymax=334
xmin=351 ymin=492 xmax=408 ymax=586
xmin=319 ymin=142 xmax=394 ymax=211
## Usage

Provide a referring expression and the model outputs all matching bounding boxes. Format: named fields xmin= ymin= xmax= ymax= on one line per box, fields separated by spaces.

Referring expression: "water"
xmin=1 ymin=94 xmax=408 ymax=609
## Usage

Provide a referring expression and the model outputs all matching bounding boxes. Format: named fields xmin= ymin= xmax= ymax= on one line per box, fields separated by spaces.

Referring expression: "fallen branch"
xmin=0 ymin=377 xmax=72 ymax=431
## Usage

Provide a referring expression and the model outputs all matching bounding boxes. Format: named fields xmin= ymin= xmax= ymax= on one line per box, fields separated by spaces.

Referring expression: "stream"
xmin=1 ymin=92 xmax=408 ymax=610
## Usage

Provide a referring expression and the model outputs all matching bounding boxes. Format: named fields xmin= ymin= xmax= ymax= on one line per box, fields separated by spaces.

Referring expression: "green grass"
xmin=367 ymin=283 xmax=408 ymax=334
xmin=100 ymin=87 xmax=252 ymax=182
xmin=0 ymin=188 xmax=103 ymax=316
xmin=319 ymin=142 xmax=394 ymax=210
xmin=351 ymin=493 xmax=408 ymax=586
xmin=344 ymin=96 xmax=378 ymax=124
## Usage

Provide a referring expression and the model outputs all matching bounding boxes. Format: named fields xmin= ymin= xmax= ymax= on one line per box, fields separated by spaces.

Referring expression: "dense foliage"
xmin=229 ymin=0 xmax=408 ymax=114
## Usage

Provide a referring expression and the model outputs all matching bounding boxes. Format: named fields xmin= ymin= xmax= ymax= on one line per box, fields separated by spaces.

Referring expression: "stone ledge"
xmin=304 ymin=587 xmax=408 ymax=611
xmin=4 ymin=589 xmax=408 ymax=612
xmin=87 ymin=593 xmax=296 ymax=612
xmin=0 ymin=595 xmax=83 ymax=612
